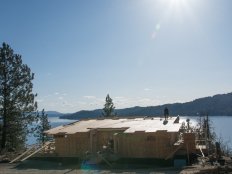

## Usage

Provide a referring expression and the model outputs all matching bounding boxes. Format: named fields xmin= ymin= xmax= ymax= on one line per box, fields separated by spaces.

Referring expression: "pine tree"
xmin=102 ymin=94 xmax=115 ymax=117
xmin=0 ymin=42 xmax=37 ymax=151
xmin=35 ymin=109 xmax=51 ymax=144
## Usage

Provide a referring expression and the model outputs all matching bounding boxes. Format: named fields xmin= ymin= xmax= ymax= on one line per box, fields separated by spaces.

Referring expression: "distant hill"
xmin=45 ymin=111 xmax=65 ymax=117
xmin=60 ymin=110 xmax=102 ymax=120
xmin=60 ymin=92 xmax=232 ymax=120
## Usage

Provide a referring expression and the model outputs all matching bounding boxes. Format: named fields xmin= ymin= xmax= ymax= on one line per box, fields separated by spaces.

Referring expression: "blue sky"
xmin=0 ymin=0 xmax=231 ymax=113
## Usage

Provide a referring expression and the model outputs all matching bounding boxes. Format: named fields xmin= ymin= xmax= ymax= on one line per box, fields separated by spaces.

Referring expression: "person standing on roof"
xmin=164 ymin=107 xmax=169 ymax=120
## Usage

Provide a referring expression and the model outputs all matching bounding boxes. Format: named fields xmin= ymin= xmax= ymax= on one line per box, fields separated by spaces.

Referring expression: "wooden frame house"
xmin=45 ymin=117 xmax=197 ymax=161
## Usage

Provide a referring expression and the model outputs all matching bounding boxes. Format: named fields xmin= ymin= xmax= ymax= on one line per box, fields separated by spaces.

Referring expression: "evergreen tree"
xmin=35 ymin=109 xmax=51 ymax=144
xmin=102 ymin=94 xmax=115 ymax=117
xmin=0 ymin=43 xmax=37 ymax=151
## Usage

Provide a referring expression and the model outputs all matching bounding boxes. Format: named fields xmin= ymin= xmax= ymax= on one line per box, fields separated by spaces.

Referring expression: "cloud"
xmin=115 ymin=96 xmax=125 ymax=99
xmin=113 ymin=96 xmax=164 ymax=109
xmin=37 ymin=91 xmax=183 ymax=113
xmin=61 ymin=100 xmax=75 ymax=108
xmin=46 ymin=95 xmax=52 ymax=98
xmin=144 ymin=88 xmax=152 ymax=91
xmin=37 ymin=99 xmax=44 ymax=103
xmin=77 ymin=101 xmax=87 ymax=105
xmin=83 ymin=96 xmax=96 ymax=99
xmin=138 ymin=98 xmax=151 ymax=103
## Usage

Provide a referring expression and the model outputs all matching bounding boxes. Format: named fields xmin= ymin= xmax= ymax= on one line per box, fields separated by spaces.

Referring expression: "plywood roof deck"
xmin=45 ymin=117 xmax=182 ymax=135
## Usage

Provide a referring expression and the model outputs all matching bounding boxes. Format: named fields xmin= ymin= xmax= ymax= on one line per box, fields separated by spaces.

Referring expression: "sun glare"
xmin=169 ymin=0 xmax=187 ymax=10
xmin=164 ymin=0 xmax=193 ymax=20
xmin=170 ymin=0 xmax=183 ymax=4
xmin=156 ymin=0 xmax=191 ymax=14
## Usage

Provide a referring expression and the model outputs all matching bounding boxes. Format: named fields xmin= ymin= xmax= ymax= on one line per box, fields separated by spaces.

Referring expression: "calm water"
xmin=27 ymin=116 xmax=232 ymax=148
xmin=26 ymin=117 xmax=78 ymax=145
xmin=181 ymin=116 xmax=232 ymax=148
xmin=209 ymin=116 xmax=232 ymax=145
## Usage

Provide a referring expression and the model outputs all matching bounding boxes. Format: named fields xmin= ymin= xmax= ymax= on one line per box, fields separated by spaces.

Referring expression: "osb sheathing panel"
xmin=183 ymin=133 xmax=196 ymax=153
xmin=117 ymin=131 xmax=179 ymax=159
xmin=55 ymin=132 xmax=89 ymax=157
xmin=46 ymin=117 xmax=182 ymax=135
xmin=54 ymin=130 xmax=125 ymax=157
xmin=54 ymin=130 xmax=180 ymax=159
xmin=95 ymin=130 xmax=125 ymax=152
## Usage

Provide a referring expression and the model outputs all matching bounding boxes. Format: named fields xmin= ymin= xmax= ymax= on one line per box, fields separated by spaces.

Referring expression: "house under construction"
xmin=45 ymin=116 xmax=198 ymax=164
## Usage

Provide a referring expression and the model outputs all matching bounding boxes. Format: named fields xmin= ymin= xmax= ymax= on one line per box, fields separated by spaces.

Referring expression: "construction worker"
xmin=164 ymin=107 xmax=169 ymax=120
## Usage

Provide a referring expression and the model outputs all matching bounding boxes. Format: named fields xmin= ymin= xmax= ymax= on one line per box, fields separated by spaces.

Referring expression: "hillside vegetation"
xmin=60 ymin=92 xmax=232 ymax=120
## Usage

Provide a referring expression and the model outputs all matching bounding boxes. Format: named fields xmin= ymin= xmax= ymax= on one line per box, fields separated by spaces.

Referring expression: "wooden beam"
xmin=20 ymin=142 xmax=51 ymax=162
xmin=9 ymin=144 xmax=37 ymax=163
xmin=165 ymin=144 xmax=183 ymax=160
xmin=199 ymin=144 xmax=205 ymax=157
xmin=97 ymin=153 xmax=112 ymax=167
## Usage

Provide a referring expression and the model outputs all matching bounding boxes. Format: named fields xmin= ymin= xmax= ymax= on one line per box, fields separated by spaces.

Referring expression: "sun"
xmin=165 ymin=0 xmax=192 ymax=19
xmin=156 ymin=0 xmax=190 ymax=13
xmin=170 ymin=0 xmax=183 ymax=4
xmin=169 ymin=0 xmax=187 ymax=9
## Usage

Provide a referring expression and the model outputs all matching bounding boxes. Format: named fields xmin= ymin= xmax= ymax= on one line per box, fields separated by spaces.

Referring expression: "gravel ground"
xmin=0 ymin=160 xmax=181 ymax=174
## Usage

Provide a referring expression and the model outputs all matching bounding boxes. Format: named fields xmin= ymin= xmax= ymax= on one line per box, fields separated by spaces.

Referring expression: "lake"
xmin=26 ymin=117 xmax=78 ymax=145
xmin=183 ymin=116 xmax=232 ymax=147
xmin=209 ymin=116 xmax=232 ymax=145
xmin=27 ymin=116 xmax=232 ymax=149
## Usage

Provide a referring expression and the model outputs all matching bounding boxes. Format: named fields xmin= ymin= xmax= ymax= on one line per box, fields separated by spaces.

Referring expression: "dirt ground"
xmin=0 ymin=160 xmax=181 ymax=174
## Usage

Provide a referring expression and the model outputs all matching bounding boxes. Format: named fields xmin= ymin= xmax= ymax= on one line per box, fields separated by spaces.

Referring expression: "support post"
xmin=186 ymin=143 xmax=190 ymax=165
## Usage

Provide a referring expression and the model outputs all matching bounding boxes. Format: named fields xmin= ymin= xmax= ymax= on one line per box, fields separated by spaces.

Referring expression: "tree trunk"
xmin=1 ymin=66 xmax=7 ymax=150
xmin=1 ymin=113 xmax=7 ymax=149
xmin=1 ymin=94 xmax=7 ymax=149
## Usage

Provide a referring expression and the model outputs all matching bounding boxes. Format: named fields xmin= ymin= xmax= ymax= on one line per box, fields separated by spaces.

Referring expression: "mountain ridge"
xmin=44 ymin=111 xmax=65 ymax=117
xmin=60 ymin=92 xmax=232 ymax=120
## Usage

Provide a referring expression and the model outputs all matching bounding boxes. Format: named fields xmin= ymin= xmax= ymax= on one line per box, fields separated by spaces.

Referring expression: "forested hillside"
xmin=60 ymin=92 xmax=232 ymax=120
